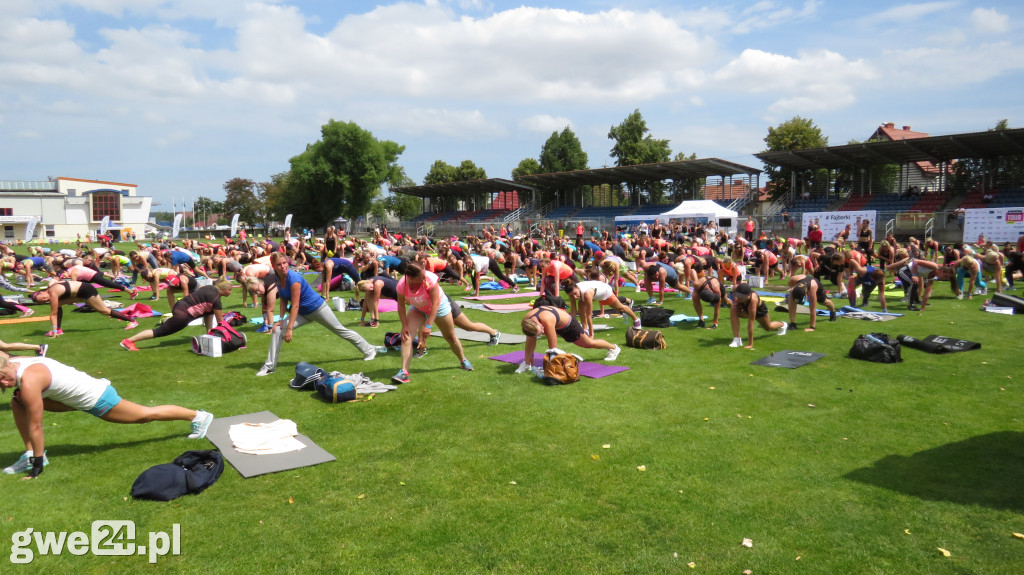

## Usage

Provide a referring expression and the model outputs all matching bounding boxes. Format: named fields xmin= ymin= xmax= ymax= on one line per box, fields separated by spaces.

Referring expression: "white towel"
xmin=229 ymin=419 xmax=307 ymax=455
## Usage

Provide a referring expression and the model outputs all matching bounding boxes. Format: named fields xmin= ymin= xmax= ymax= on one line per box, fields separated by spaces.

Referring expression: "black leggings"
xmin=152 ymin=303 xmax=204 ymax=338
xmin=56 ymin=304 xmax=131 ymax=329
xmin=85 ymin=274 xmax=126 ymax=292
xmin=0 ymin=295 xmax=22 ymax=313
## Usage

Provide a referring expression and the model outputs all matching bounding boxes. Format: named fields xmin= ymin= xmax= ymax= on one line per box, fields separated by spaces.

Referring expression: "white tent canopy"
xmin=661 ymin=200 xmax=739 ymax=236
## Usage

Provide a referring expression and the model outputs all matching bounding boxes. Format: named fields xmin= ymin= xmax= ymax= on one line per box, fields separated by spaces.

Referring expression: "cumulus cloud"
xmin=970 ymin=7 xmax=1009 ymax=34
xmin=519 ymin=114 xmax=573 ymax=133
xmin=713 ymin=48 xmax=875 ymax=113
xmin=360 ymin=106 xmax=505 ymax=139
xmin=879 ymin=41 xmax=1024 ymax=87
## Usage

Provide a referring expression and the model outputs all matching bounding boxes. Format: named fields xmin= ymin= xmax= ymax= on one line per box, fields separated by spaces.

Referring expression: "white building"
xmin=0 ymin=177 xmax=152 ymax=242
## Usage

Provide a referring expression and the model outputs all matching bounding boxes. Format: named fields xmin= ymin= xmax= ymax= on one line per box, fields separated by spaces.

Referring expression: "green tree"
xmin=762 ymin=116 xmax=828 ymax=200
xmin=423 ymin=159 xmax=487 ymax=211
xmin=285 ymin=119 xmax=405 ymax=227
xmin=512 ymin=158 xmax=542 ymax=178
xmin=222 ymin=177 xmax=260 ymax=227
xmin=608 ymin=109 xmax=672 ymax=204
xmin=539 ymin=127 xmax=589 ymax=173
xmin=193 ymin=196 xmax=224 ymax=228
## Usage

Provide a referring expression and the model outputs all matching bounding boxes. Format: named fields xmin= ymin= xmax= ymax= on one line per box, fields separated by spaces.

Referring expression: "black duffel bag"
xmin=848 ymin=333 xmax=903 ymax=363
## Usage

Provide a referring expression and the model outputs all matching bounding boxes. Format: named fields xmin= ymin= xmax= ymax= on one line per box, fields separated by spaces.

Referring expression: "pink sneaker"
xmin=125 ymin=320 xmax=139 ymax=330
xmin=120 ymin=339 xmax=139 ymax=351
xmin=44 ymin=329 xmax=64 ymax=337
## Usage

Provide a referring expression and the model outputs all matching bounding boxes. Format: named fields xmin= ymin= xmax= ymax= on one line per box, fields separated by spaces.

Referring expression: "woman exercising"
xmin=120 ymin=279 xmax=233 ymax=350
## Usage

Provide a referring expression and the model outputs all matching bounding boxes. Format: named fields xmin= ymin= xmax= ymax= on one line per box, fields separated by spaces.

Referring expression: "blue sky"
xmin=2 ymin=0 xmax=1022 ymax=210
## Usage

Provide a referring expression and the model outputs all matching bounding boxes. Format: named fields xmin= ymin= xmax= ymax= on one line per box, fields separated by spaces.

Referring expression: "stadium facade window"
xmin=91 ymin=192 xmax=121 ymax=222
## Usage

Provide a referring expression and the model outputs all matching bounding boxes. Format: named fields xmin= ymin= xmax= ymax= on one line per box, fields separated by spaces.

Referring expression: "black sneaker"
xmin=708 ymin=323 xmax=718 ymax=329
xmin=829 ymin=310 xmax=837 ymax=322
xmin=696 ymin=319 xmax=706 ymax=328
xmin=487 ymin=331 xmax=501 ymax=346
xmin=907 ymin=304 xmax=921 ymax=311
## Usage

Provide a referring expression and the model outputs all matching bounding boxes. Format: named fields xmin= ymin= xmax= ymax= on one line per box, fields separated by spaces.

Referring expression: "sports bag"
xmin=848 ymin=333 xmax=903 ymax=363
xmin=533 ymin=294 xmax=567 ymax=309
xmin=384 ymin=332 xmax=418 ymax=351
xmin=542 ymin=351 xmax=581 ymax=385
xmin=633 ymin=306 xmax=673 ymax=328
xmin=289 ymin=361 xmax=326 ymax=390
xmin=315 ymin=374 xmax=357 ymax=403
xmin=130 ymin=450 xmax=224 ymax=501
xmin=207 ymin=322 xmax=247 ymax=353
xmin=222 ymin=311 xmax=247 ymax=327
xmin=625 ymin=326 xmax=667 ymax=350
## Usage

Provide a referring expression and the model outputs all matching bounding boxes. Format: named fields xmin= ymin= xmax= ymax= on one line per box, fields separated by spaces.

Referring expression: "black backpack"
xmin=533 ymin=294 xmax=567 ymax=309
xmin=849 ymin=333 xmax=903 ymax=363
xmin=222 ymin=311 xmax=247 ymax=327
xmin=633 ymin=306 xmax=673 ymax=328
xmin=131 ymin=450 xmax=224 ymax=501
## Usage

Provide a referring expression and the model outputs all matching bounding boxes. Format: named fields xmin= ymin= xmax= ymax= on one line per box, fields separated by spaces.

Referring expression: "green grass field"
xmin=1 ymin=244 xmax=1022 ymax=574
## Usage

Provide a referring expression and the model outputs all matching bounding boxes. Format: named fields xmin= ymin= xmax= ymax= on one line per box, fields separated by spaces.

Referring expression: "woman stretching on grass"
xmin=391 ymin=263 xmax=474 ymax=385
xmin=728 ymin=283 xmax=787 ymax=349
xmin=29 ymin=281 xmax=138 ymax=337
xmin=120 ymin=279 xmax=233 ymax=351
xmin=0 ymin=354 xmax=213 ymax=478
xmin=355 ymin=275 xmax=399 ymax=327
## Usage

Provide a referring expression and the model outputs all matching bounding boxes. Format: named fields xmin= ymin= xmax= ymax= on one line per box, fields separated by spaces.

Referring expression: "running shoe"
xmin=696 ymin=319 xmax=706 ymax=328
xmin=363 ymin=347 xmax=377 ymax=361
xmin=130 ymin=289 xmax=140 ymax=300
xmin=188 ymin=411 xmax=214 ymax=439
xmin=709 ymin=322 xmax=718 ymax=329
xmin=488 ymin=331 xmax=501 ymax=346
xmin=391 ymin=370 xmax=410 ymax=385
xmin=729 ymin=337 xmax=743 ymax=348
xmin=907 ymin=304 xmax=921 ymax=311
xmin=36 ymin=344 xmax=48 ymax=357
xmin=777 ymin=323 xmax=788 ymax=336
xmin=44 ymin=329 xmax=64 ymax=337
xmin=604 ymin=345 xmax=621 ymax=361
xmin=512 ymin=285 xmax=520 ymax=293
xmin=256 ymin=365 xmax=275 ymax=377
xmin=633 ymin=319 xmax=642 ymax=329
xmin=829 ymin=310 xmax=837 ymax=322
xmin=3 ymin=451 xmax=47 ymax=474
xmin=119 ymin=339 xmax=139 ymax=351
xmin=414 ymin=348 xmax=428 ymax=359
xmin=148 ymin=295 xmax=159 ymax=300
xmin=20 ymin=308 xmax=34 ymax=318
xmin=256 ymin=324 xmax=271 ymax=333
xmin=646 ymin=297 xmax=657 ymax=305
xmin=125 ymin=320 xmax=139 ymax=330
xmin=460 ymin=359 xmax=474 ymax=371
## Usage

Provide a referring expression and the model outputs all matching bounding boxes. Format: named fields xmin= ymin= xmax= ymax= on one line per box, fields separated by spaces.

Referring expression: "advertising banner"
xmin=963 ymin=206 xmax=1024 ymax=244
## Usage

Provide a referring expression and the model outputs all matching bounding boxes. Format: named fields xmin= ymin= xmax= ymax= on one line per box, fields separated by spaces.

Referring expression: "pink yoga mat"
xmin=377 ymin=299 xmax=398 ymax=313
xmin=464 ymin=291 xmax=540 ymax=301
xmin=489 ymin=350 xmax=629 ymax=379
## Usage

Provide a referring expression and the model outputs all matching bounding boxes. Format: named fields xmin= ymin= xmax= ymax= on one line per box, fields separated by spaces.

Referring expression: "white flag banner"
xmin=283 ymin=213 xmax=293 ymax=231
xmin=99 ymin=215 xmax=110 ymax=235
xmin=24 ymin=217 xmax=40 ymax=242
xmin=172 ymin=213 xmax=183 ymax=238
xmin=230 ymin=213 xmax=240 ymax=237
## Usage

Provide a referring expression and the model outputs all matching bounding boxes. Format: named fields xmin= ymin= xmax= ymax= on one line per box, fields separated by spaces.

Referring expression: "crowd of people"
xmin=1 ymin=218 xmax=1022 ymax=478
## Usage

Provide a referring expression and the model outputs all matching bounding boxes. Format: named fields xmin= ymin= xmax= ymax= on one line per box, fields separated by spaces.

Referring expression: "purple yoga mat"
xmin=489 ymin=350 xmax=629 ymax=379
xmin=464 ymin=291 xmax=540 ymax=301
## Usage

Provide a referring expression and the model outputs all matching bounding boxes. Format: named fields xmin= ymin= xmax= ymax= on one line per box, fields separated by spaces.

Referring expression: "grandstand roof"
xmin=392 ymin=177 xmax=535 ymax=198
xmin=514 ymin=158 xmax=760 ymax=188
xmin=755 ymin=127 xmax=1024 ymax=172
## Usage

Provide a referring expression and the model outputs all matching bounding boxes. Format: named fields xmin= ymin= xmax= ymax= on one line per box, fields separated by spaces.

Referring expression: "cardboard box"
xmin=192 ymin=334 xmax=222 ymax=357
xmin=747 ymin=275 xmax=766 ymax=288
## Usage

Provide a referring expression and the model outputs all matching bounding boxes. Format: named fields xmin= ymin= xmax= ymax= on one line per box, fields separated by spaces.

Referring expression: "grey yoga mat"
xmin=205 ymin=411 xmax=336 ymax=478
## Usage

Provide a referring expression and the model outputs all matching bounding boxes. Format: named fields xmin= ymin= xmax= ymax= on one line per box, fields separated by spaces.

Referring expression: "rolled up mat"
xmin=992 ymin=292 xmax=1024 ymax=314
xmin=896 ymin=335 xmax=981 ymax=353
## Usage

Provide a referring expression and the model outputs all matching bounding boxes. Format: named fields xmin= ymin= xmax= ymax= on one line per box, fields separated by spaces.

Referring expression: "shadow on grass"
xmin=1 ymin=433 xmax=187 ymax=460
xmin=844 ymin=431 xmax=1024 ymax=513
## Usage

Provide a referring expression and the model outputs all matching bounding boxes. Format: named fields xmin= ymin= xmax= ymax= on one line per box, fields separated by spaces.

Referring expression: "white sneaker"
xmin=604 ymin=345 xmax=621 ymax=361
xmin=3 ymin=451 xmax=47 ymax=474
xmin=188 ymin=411 xmax=214 ymax=439
xmin=729 ymin=337 xmax=742 ymax=348
xmin=256 ymin=365 xmax=275 ymax=377
xmin=363 ymin=347 xmax=377 ymax=361
xmin=514 ymin=361 xmax=531 ymax=374
xmin=777 ymin=323 xmax=788 ymax=336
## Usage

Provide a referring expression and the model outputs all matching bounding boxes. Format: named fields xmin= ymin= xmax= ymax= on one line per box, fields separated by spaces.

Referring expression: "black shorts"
xmin=755 ymin=301 xmax=769 ymax=319
xmin=77 ymin=283 xmax=99 ymax=299
xmin=555 ymin=318 xmax=585 ymax=343
xmin=448 ymin=296 xmax=463 ymax=320
xmin=699 ymin=288 xmax=720 ymax=305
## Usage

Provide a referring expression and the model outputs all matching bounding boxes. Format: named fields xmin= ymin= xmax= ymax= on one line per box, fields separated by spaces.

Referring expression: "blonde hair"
xmin=520 ymin=315 xmax=542 ymax=337
xmin=241 ymin=276 xmax=261 ymax=294
xmin=214 ymin=277 xmax=232 ymax=292
xmin=354 ymin=280 xmax=372 ymax=299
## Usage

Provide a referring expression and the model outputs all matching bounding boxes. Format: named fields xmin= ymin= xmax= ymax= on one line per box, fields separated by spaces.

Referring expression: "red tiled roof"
xmin=869 ymin=123 xmax=940 ymax=175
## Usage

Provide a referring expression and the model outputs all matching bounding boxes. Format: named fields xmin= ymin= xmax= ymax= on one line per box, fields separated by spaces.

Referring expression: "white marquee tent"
xmin=660 ymin=200 xmax=739 ymax=236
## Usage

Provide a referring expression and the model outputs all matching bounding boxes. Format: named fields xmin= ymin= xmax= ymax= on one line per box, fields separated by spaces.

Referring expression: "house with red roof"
xmin=867 ymin=122 xmax=946 ymax=193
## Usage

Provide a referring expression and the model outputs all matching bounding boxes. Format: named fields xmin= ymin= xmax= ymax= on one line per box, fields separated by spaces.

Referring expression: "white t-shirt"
xmin=469 ymin=254 xmax=490 ymax=273
xmin=576 ymin=280 xmax=614 ymax=303
xmin=15 ymin=358 xmax=109 ymax=412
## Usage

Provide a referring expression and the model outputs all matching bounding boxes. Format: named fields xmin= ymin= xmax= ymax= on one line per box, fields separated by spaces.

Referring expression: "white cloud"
xmin=519 ymin=114 xmax=572 ymax=133
xmin=970 ymin=7 xmax=1009 ymax=34
xmin=861 ymin=2 xmax=957 ymax=25
xmin=713 ymin=49 xmax=875 ymax=113
xmin=360 ymin=106 xmax=505 ymax=139
xmin=879 ymin=41 xmax=1024 ymax=87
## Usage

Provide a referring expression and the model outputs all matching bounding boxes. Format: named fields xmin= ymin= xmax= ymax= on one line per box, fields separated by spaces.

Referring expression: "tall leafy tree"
xmin=762 ymin=116 xmax=828 ymax=199
xmin=193 ymin=196 xmax=224 ymax=227
xmin=222 ymin=177 xmax=260 ymax=227
xmin=423 ymin=159 xmax=487 ymax=210
xmin=539 ymin=127 xmax=589 ymax=173
xmin=512 ymin=158 xmax=542 ymax=178
xmin=608 ymin=109 xmax=672 ymax=204
xmin=285 ymin=119 xmax=405 ymax=227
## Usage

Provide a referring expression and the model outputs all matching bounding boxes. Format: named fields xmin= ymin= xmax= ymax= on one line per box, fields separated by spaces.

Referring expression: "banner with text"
xmin=800 ymin=210 xmax=877 ymax=243
xmin=963 ymin=206 xmax=1024 ymax=244
xmin=230 ymin=213 xmax=240 ymax=237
